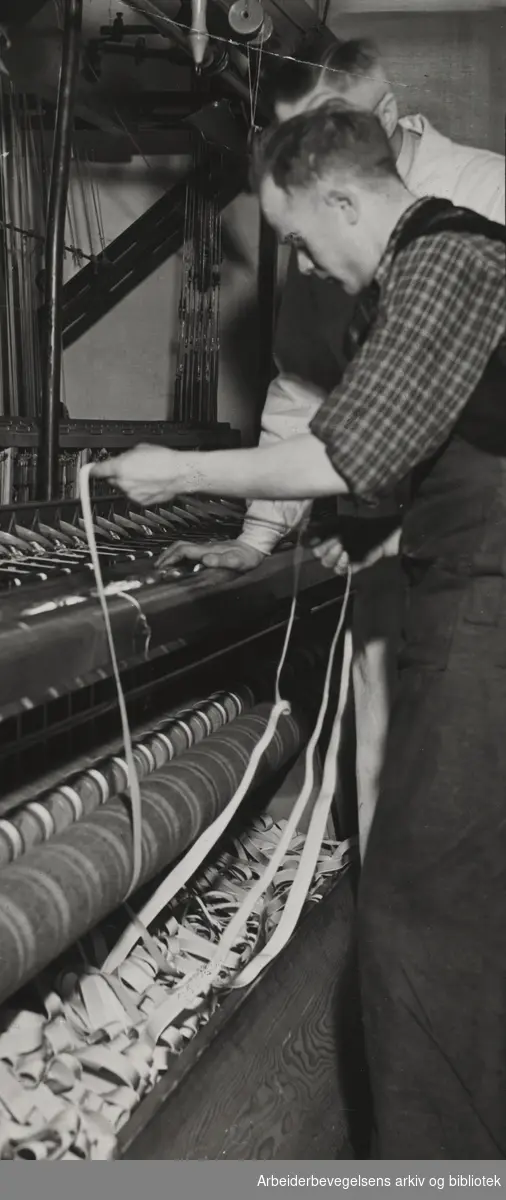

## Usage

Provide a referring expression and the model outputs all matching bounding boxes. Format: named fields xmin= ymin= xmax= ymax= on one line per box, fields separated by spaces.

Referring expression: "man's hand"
xmin=91 ymin=444 xmax=192 ymax=506
xmin=157 ymin=540 xmax=265 ymax=574
xmin=310 ymin=528 xmax=401 ymax=575
xmin=310 ymin=535 xmax=350 ymax=574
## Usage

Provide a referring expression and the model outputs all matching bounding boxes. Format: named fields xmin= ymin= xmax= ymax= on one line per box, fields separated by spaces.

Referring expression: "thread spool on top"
xmin=228 ymin=0 xmax=273 ymax=44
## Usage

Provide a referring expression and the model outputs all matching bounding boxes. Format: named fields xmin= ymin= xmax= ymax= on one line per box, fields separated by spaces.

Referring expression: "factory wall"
xmin=7 ymin=0 xmax=264 ymax=444
xmin=61 ymin=158 xmax=185 ymax=427
xmin=8 ymin=2 xmax=505 ymax=445
xmin=61 ymin=173 xmax=262 ymax=446
xmin=326 ymin=5 xmax=505 ymax=153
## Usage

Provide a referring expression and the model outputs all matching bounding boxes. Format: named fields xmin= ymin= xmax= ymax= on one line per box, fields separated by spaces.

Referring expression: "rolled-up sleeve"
xmin=310 ymin=234 xmax=505 ymax=503
xmin=240 ymin=373 xmax=325 ymax=553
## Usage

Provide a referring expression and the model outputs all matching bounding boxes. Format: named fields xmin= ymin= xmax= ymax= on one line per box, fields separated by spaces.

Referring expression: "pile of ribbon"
xmin=0 ymin=814 xmax=351 ymax=1160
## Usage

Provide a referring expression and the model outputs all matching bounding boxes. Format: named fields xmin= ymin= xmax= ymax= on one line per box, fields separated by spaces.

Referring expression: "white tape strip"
xmin=79 ymin=464 xmax=143 ymax=895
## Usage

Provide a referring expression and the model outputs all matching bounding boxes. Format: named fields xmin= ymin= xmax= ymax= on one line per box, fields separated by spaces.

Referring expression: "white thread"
xmin=79 ymin=462 xmax=351 ymax=1003
xmin=124 ymin=3 xmax=417 ymax=93
xmin=120 ymin=592 xmax=152 ymax=659
xmin=247 ymin=44 xmax=255 ymax=130
xmin=79 ymin=462 xmax=303 ymax=962
xmin=251 ymin=24 xmax=265 ymax=127
xmin=140 ymin=568 xmax=353 ymax=1040
xmin=234 ymin=617 xmax=353 ymax=987
xmin=102 ymin=534 xmax=304 ymax=975
xmin=104 ymin=554 xmax=351 ymax=982
xmin=79 ymin=464 xmax=143 ymax=896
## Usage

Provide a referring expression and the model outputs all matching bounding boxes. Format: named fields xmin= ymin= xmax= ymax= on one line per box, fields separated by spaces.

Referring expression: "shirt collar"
xmin=375 ymin=197 xmax=430 ymax=288
xmin=396 ymin=124 xmax=418 ymax=183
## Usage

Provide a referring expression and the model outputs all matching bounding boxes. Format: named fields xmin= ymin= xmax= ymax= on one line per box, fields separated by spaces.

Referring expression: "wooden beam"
xmin=38 ymin=128 xmax=195 ymax=161
xmin=34 ymin=83 xmax=126 ymax=135
xmin=60 ymin=156 xmax=245 ymax=347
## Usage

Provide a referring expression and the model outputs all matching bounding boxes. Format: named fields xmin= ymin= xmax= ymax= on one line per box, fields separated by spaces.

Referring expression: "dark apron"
xmin=359 ymin=436 xmax=506 ymax=1158
xmin=277 ymin=207 xmax=506 ymax=1156
xmin=357 ymin=203 xmax=506 ymax=1158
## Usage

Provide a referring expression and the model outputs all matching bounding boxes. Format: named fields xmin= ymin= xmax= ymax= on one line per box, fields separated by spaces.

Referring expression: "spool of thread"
xmin=228 ymin=0 xmax=272 ymax=42
xmin=0 ymin=687 xmax=256 ymax=866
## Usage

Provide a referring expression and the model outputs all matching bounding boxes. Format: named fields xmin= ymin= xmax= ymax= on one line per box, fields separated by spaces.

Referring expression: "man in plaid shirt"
xmin=97 ymin=103 xmax=506 ymax=1158
xmin=155 ymin=39 xmax=505 ymax=861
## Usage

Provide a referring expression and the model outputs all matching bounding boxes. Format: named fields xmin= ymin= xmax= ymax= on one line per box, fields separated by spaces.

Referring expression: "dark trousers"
xmin=358 ymin=559 xmax=506 ymax=1158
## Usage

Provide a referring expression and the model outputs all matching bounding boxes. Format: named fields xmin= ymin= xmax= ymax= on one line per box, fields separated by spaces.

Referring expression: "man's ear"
xmin=323 ymin=187 xmax=359 ymax=225
xmin=375 ymin=91 xmax=399 ymax=138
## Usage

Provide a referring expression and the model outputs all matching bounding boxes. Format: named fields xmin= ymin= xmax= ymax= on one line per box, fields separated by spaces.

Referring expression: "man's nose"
xmin=296 ymin=249 xmax=314 ymax=275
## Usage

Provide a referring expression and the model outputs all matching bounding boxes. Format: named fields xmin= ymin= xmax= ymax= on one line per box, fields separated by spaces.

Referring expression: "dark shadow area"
xmin=219 ymin=292 xmax=265 ymax=444
xmin=219 ymin=279 xmax=284 ymax=445
xmin=332 ymin=865 xmax=373 ymax=1161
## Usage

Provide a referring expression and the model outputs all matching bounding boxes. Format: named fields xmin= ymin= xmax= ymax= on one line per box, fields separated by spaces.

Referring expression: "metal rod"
xmin=37 ymin=0 xmax=83 ymax=501
xmin=256 ymin=210 xmax=278 ymax=438
xmin=123 ymin=0 xmax=253 ymax=107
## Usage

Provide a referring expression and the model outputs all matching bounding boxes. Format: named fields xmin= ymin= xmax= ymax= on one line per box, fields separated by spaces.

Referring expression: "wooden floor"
xmin=118 ymin=867 xmax=371 ymax=1160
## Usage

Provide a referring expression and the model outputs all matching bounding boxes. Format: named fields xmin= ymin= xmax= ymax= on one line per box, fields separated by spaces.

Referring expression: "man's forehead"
xmin=274 ymin=66 xmax=387 ymax=123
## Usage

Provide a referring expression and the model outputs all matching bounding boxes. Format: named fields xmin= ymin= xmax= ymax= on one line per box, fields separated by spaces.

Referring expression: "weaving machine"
xmin=0 ymin=0 xmax=363 ymax=1164
xmin=0 ymin=418 xmax=240 ymax=504
xmin=0 ymin=489 xmax=358 ymax=1160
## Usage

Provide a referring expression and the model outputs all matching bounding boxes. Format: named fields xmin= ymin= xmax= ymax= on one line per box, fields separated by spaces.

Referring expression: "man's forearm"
xmin=180 ymin=435 xmax=349 ymax=501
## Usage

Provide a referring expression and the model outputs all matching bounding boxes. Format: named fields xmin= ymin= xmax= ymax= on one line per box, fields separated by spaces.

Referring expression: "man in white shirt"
xmin=273 ymin=39 xmax=504 ymax=224
xmin=160 ymin=38 xmax=505 ymax=856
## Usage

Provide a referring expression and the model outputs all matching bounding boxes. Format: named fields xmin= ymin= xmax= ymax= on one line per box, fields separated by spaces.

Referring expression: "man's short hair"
xmin=251 ymin=100 xmax=399 ymax=194
xmin=267 ymin=38 xmax=380 ymax=110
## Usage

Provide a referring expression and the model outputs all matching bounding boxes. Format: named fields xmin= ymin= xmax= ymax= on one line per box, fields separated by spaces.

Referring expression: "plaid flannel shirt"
xmin=310 ymin=199 xmax=506 ymax=504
